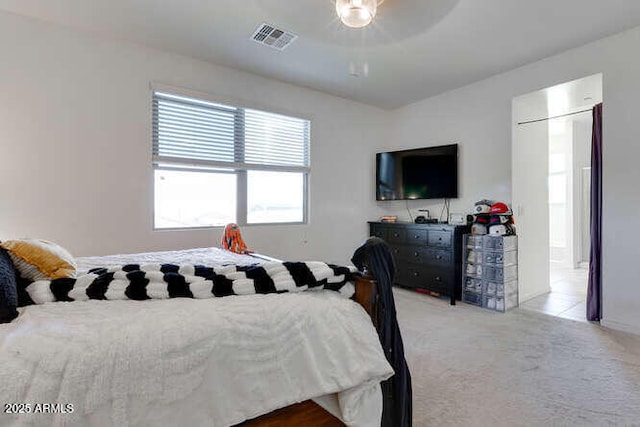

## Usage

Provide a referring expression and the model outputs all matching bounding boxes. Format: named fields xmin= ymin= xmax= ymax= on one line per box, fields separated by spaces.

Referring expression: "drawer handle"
xmin=413 ymin=272 xmax=420 ymax=277
xmin=393 ymin=249 xmax=399 ymax=254
xmin=438 ymin=237 xmax=442 ymax=241
xmin=393 ymin=233 xmax=399 ymax=237
xmin=436 ymin=255 xmax=442 ymax=260
xmin=414 ymin=251 xmax=419 ymax=257
xmin=435 ymin=276 xmax=442 ymax=281
xmin=414 ymin=234 xmax=420 ymax=239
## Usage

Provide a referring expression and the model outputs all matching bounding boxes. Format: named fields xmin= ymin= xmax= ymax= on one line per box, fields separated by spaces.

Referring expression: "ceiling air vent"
xmin=251 ymin=23 xmax=298 ymax=51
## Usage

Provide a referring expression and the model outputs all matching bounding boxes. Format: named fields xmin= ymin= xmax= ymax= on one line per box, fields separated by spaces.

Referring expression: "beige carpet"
xmin=394 ymin=288 xmax=640 ymax=426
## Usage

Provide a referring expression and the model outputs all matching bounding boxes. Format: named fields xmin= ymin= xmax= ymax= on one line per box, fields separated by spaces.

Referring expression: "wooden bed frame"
xmin=237 ymin=275 xmax=379 ymax=427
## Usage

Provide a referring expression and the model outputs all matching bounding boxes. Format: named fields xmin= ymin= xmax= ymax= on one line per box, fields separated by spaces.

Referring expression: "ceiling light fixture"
xmin=336 ymin=0 xmax=379 ymax=29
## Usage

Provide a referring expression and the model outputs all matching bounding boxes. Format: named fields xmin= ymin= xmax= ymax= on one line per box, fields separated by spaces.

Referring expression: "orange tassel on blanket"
xmin=221 ymin=223 xmax=253 ymax=254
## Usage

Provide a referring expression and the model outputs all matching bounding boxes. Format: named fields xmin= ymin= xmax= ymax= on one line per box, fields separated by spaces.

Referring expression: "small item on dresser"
xmin=464 ymin=277 xmax=476 ymax=291
xmin=485 ymin=282 xmax=497 ymax=295
xmin=414 ymin=216 xmax=438 ymax=224
xmin=465 ymin=263 xmax=482 ymax=277
xmin=471 ymin=200 xmax=494 ymax=235
xmin=489 ymin=202 xmax=512 ymax=215
xmin=473 ymin=199 xmax=494 ymax=214
xmin=471 ymin=223 xmax=488 ymax=235
xmin=471 ymin=211 xmax=490 ymax=235
xmin=381 ymin=216 xmax=398 ymax=223
xmin=448 ymin=213 xmax=468 ymax=225
xmin=488 ymin=202 xmax=517 ymax=236
xmin=466 ymin=263 xmax=476 ymax=275
xmin=489 ymin=222 xmax=517 ymax=236
xmin=491 ymin=215 xmax=511 ymax=224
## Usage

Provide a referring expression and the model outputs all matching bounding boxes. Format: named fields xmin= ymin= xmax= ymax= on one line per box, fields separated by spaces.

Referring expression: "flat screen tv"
xmin=376 ymin=144 xmax=458 ymax=201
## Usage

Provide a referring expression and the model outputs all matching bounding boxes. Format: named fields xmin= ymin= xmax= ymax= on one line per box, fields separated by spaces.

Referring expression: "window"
xmin=152 ymin=90 xmax=310 ymax=229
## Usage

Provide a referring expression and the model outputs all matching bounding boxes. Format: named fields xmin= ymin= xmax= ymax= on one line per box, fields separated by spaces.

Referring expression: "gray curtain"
xmin=587 ymin=103 xmax=603 ymax=321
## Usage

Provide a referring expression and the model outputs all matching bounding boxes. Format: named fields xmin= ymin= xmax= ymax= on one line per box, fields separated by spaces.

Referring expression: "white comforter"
xmin=0 ymin=248 xmax=393 ymax=427
xmin=74 ymin=247 xmax=270 ymax=272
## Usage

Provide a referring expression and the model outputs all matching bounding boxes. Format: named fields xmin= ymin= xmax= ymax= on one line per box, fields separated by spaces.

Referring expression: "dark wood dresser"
xmin=368 ymin=221 xmax=470 ymax=305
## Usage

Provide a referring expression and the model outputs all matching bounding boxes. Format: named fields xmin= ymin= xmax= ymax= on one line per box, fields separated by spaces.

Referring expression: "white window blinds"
xmin=244 ymin=109 xmax=310 ymax=167
xmin=152 ymin=91 xmax=310 ymax=171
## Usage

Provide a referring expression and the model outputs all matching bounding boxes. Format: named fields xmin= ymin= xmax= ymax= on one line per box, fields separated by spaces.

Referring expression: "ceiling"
xmin=2 ymin=0 xmax=640 ymax=109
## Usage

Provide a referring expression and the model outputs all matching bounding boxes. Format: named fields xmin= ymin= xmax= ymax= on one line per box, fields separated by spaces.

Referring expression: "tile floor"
xmin=519 ymin=262 xmax=588 ymax=322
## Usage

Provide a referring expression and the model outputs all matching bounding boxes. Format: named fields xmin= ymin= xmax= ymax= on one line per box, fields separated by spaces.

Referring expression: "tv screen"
xmin=376 ymin=144 xmax=458 ymax=201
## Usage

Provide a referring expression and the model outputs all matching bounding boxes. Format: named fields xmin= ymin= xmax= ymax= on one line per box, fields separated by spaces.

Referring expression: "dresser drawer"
xmin=420 ymin=267 xmax=453 ymax=292
xmin=426 ymin=249 xmax=452 ymax=266
xmin=388 ymin=228 xmax=406 ymax=243
xmin=428 ymin=230 xmax=452 ymax=247
xmin=370 ymin=225 xmax=388 ymax=240
xmin=389 ymin=244 xmax=413 ymax=262
xmin=406 ymin=247 xmax=426 ymax=263
xmin=402 ymin=245 xmax=452 ymax=266
xmin=391 ymin=245 xmax=427 ymax=263
xmin=406 ymin=228 xmax=427 ymax=244
xmin=401 ymin=265 xmax=453 ymax=291
xmin=395 ymin=263 xmax=422 ymax=287
xmin=395 ymin=264 xmax=410 ymax=285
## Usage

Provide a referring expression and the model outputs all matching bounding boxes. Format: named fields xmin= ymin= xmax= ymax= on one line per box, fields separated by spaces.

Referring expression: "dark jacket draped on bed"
xmin=351 ymin=237 xmax=412 ymax=427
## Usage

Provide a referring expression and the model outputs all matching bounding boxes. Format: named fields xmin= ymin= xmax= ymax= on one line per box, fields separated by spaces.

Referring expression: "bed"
xmin=0 ymin=247 xmax=393 ymax=427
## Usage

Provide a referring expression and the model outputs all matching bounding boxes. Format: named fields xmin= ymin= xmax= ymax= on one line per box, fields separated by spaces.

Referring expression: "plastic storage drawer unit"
xmin=461 ymin=234 xmax=519 ymax=312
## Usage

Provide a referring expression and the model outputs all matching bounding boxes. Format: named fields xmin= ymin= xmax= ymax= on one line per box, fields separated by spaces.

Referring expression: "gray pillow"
xmin=0 ymin=246 xmax=19 ymax=323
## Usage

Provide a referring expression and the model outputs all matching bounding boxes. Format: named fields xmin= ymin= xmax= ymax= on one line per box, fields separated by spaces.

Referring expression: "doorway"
xmin=512 ymin=74 xmax=602 ymax=321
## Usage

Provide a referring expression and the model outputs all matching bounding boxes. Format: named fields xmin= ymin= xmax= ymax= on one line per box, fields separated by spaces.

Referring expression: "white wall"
xmin=385 ymin=26 xmax=640 ymax=333
xmin=376 ymin=76 xmax=515 ymax=223
xmin=0 ymin=11 xmax=390 ymax=264
xmin=512 ymin=106 xmax=550 ymax=303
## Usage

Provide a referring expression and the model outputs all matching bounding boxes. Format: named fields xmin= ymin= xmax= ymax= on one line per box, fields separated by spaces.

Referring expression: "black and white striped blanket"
xmin=23 ymin=261 xmax=359 ymax=305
